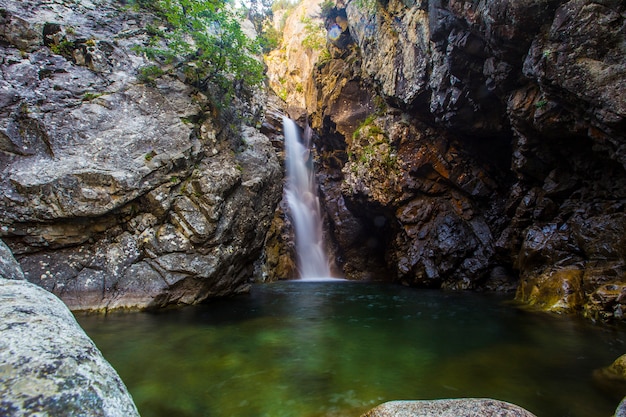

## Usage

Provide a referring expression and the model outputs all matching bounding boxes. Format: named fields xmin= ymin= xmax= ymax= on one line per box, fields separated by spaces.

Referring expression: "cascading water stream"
xmin=282 ymin=116 xmax=332 ymax=279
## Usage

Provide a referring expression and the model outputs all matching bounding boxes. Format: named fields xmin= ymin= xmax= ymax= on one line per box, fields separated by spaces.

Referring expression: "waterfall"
xmin=283 ymin=116 xmax=332 ymax=279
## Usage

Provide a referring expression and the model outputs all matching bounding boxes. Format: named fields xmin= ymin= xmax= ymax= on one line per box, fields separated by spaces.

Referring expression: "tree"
xmin=135 ymin=0 xmax=265 ymax=102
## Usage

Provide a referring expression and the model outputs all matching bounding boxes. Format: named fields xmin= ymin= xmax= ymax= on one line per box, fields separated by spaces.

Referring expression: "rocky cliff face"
xmin=265 ymin=0 xmax=327 ymax=117
xmin=0 ymin=0 xmax=282 ymax=311
xmin=268 ymin=0 xmax=626 ymax=320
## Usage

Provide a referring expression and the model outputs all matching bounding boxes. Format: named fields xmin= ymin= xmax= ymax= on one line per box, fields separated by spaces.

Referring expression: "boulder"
xmin=0 ymin=0 xmax=283 ymax=311
xmin=0 ymin=239 xmax=23 ymax=281
xmin=0 ymin=277 xmax=139 ymax=416
xmin=362 ymin=399 xmax=537 ymax=417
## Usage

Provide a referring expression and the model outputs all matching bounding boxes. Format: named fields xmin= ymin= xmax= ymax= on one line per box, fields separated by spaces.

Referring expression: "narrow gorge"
xmin=1 ymin=0 xmax=625 ymax=416
xmin=265 ymin=0 xmax=626 ymax=322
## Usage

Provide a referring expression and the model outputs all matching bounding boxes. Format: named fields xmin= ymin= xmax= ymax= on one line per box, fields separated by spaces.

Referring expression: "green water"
xmin=76 ymin=281 xmax=626 ymax=417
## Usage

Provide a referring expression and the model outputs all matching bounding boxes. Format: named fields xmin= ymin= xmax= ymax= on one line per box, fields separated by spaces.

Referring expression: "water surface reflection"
xmin=77 ymin=281 xmax=626 ymax=417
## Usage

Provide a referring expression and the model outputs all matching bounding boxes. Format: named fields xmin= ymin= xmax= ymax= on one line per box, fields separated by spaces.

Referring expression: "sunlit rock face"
xmin=308 ymin=0 xmax=626 ymax=318
xmin=0 ymin=0 xmax=282 ymax=311
xmin=265 ymin=0 xmax=327 ymax=116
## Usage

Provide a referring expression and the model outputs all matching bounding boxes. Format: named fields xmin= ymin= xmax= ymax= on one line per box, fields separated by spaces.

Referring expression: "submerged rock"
xmin=362 ymin=399 xmax=537 ymax=417
xmin=593 ymin=354 xmax=626 ymax=401
xmin=0 ymin=276 xmax=139 ymax=416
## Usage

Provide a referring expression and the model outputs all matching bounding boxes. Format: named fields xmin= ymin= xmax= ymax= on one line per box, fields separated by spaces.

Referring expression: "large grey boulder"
xmin=0 ymin=240 xmax=24 ymax=281
xmin=0 ymin=0 xmax=282 ymax=311
xmin=0 ymin=277 xmax=139 ymax=417
xmin=362 ymin=399 xmax=537 ymax=417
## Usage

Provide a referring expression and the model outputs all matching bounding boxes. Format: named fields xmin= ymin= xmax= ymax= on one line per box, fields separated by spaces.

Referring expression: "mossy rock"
xmin=515 ymin=266 xmax=584 ymax=314
xmin=593 ymin=354 xmax=626 ymax=401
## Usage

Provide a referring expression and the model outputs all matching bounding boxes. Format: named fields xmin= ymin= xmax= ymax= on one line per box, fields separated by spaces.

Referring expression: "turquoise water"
xmin=76 ymin=281 xmax=626 ymax=417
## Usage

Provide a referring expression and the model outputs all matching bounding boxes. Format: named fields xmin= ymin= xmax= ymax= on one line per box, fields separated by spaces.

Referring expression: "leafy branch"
xmin=133 ymin=0 xmax=265 ymax=103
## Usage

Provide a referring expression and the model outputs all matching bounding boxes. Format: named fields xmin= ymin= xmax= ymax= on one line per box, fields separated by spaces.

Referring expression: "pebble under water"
xmin=76 ymin=281 xmax=626 ymax=417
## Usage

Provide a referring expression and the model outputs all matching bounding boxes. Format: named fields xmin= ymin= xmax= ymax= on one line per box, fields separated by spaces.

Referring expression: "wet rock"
xmin=585 ymin=282 xmax=626 ymax=321
xmin=0 ymin=277 xmax=139 ymax=416
xmin=362 ymin=399 xmax=537 ymax=417
xmin=516 ymin=266 xmax=584 ymax=313
xmin=263 ymin=201 xmax=298 ymax=281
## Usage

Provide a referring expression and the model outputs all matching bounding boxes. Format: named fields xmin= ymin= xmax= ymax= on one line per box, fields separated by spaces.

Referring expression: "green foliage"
xmin=300 ymin=15 xmax=326 ymax=51
xmin=319 ymin=0 xmax=335 ymax=19
xmin=350 ymin=116 xmax=397 ymax=173
xmin=82 ymin=92 xmax=104 ymax=101
xmin=271 ymin=0 xmax=300 ymax=13
xmin=353 ymin=114 xmax=377 ymax=140
xmin=243 ymin=0 xmax=273 ymax=33
xmin=241 ymin=0 xmax=283 ymax=54
xmin=258 ymin=23 xmax=281 ymax=53
xmin=137 ymin=65 xmax=166 ymax=86
xmin=373 ymin=95 xmax=387 ymax=114
xmin=352 ymin=0 xmax=377 ymax=14
xmin=122 ymin=0 xmax=157 ymax=10
xmin=278 ymin=87 xmax=288 ymax=101
xmin=19 ymin=102 xmax=30 ymax=115
xmin=133 ymin=0 xmax=265 ymax=101
xmin=535 ymin=99 xmax=548 ymax=109
xmin=317 ymin=48 xmax=332 ymax=65
xmin=50 ymin=39 xmax=75 ymax=58
xmin=145 ymin=150 xmax=156 ymax=161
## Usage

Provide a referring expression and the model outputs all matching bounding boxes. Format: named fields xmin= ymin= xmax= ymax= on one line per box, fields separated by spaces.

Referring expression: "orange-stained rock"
xmin=515 ymin=267 xmax=584 ymax=313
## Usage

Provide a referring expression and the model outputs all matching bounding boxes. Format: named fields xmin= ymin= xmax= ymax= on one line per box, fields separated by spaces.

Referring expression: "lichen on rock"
xmin=0 ymin=243 xmax=139 ymax=416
